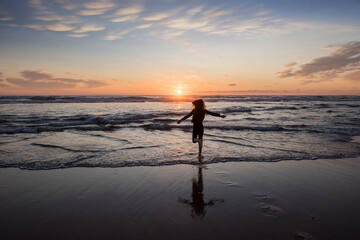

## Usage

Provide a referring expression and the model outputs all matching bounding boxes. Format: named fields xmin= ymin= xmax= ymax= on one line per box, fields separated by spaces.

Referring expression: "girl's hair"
xmin=192 ymin=99 xmax=206 ymax=111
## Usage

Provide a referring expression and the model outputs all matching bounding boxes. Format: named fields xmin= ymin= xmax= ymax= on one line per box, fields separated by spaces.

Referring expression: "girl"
xmin=177 ymin=99 xmax=226 ymax=158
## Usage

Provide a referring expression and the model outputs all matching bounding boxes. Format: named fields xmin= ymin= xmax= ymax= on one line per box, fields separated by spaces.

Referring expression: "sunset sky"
xmin=0 ymin=0 xmax=359 ymax=95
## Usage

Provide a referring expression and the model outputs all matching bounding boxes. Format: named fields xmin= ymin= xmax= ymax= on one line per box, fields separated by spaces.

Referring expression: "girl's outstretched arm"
xmin=205 ymin=110 xmax=226 ymax=118
xmin=177 ymin=110 xmax=193 ymax=124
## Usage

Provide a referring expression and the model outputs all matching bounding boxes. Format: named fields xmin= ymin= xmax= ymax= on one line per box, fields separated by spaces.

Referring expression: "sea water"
xmin=0 ymin=95 xmax=359 ymax=169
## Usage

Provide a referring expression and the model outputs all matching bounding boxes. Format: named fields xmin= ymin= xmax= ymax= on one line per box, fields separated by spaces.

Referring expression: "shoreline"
xmin=1 ymin=154 xmax=360 ymax=170
xmin=1 ymin=157 xmax=360 ymax=240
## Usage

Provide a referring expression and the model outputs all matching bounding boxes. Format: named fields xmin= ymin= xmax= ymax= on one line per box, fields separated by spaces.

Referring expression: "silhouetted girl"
xmin=177 ymin=99 xmax=226 ymax=158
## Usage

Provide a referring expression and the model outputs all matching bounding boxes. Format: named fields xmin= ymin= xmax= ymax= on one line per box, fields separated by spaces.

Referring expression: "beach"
xmin=1 ymin=95 xmax=360 ymax=239
xmin=1 ymin=157 xmax=360 ymax=240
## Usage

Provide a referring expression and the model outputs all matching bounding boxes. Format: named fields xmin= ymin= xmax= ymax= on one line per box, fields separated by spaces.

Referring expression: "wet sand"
xmin=1 ymin=158 xmax=360 ymax=240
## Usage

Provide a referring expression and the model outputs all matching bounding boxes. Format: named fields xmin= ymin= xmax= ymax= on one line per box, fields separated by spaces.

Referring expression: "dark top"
xmin=180 ymin=109 xmax=221 ymax=125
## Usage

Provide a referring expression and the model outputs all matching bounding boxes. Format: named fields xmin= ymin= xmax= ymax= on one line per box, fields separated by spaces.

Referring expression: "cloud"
xmin=203 ymin=9 xmax=230 ymax=19
xmin=284 ymin=61 xmax=297 ymax=67
xmin=300 ymin=79 xmax=332 ymax=85
xmin=0 ymin=73 xmax=7 ymax=87
xmin=46 ymin=23 xmax=75 ymax=31
xmin=34 ymin=12 xmax=64 ymax=21
xmin=4 ymin=70 xmax=107 ymax=89
xmin=143 ymin=13 xmax=171 ymax=21
xmin=24 ymin=23 xmax=45 ymax=30
xmin=162 ymin=17 xmax=208 ymax=30
xmin=77 ymin=8 xmax=109 ymax=16
xmin=72 ymin=24 xmax=105 ymax=33
xmin=115 ymin=5 xmax=145 ymax=16
xmin=84 ymin=80 xmax=108 ymax=88
xmin=111 ymin=15 xmax=138 ymax=22
xmin=83 ymin=1 xmax=115 ymax=9
xmin=33 ymin=11 xmax=79 ymax=23
xmin=25 ymin=22 xmax=76 ymax=32
xmin=17 ymin=2 xmax=360 ymax=43
xmin=0 ymin=16 xmax=14 ymax=21
xmin=6 ymin=77 xmax=76 ymax=88
xmin=228 ymin=83 xmax=236 ymax=86
xmin=254 ymin=10 xmax=272 ymax=17
xmin=29 ymin=0 xmax=47 ymax=10
xmin=157 ymin=30 xmax=185 ymax=40
xmin=104 ymin=29 xmax=132 ymax=40
xmin=62 ymin=3 xmax=78 ymax=10
xmin=21 ymin=70 xmax=53 ymax=80
xmin=344 ymin=70 xmax=360 ymax=82
xmin=187 ymin=6 xmax=204 ymax=15
xmin=67 ymin=33 xmax=88 ymax=38
xmin=277 ymin=41 xmax=360 ymax=82
xmin=135 ymin=23 xmax=152 ymax=29
xmin=201 ymin=89 xmax=285 ymax=93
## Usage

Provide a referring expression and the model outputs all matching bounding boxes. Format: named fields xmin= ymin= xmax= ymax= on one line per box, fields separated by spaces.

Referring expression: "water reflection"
xmin=179 ymin=165 xmax=224 ymax=219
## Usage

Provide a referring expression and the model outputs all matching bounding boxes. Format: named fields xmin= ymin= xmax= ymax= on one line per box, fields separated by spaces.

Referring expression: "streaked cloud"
xmin=67 ymin=33 xmax=88 ymax=38
xmin=83 ymin=1 xmax=115 ymax=9
xmin=284 ymin=62 xmax=297 ymax=68
xmin=21 ymin=70 xmax=52 ymax=80
xmin=34 ymin=14 xmax=64 ymax=21
xmin=143 ymin=13 xmax=171 ymax=21
xmin=46 ymin=23 xmax=75 ymax=31
xmin=24 ymin=22 xmax=75 ymax=32
xmin=135 ymin=23 xmax=152 ymax=29
xmin=0 ymin=73 xmax=8 ymax=87
xmin=0 ymin=16 xmax=14 ymax=21
xmin=345 ymin=70 xmax=360 ymax=81
xmin=72 ymin=24 xmax=105 ymax=33
xmin=111 ymin=15 xmax=138 ymax=22
xmin=187 ymin=6 xmax=204 ymax=15
xmin=162 ymin=17 xmax=208 ymax=30
xmin=203 ymin=8 xmax=231 ymax=19
xmin=5 ymin=1 xmax=359 ymax=43
xmin=4 ymin=70 xmax=107 ymax=89
xmin=277 ymin=41 xmax=360 ymax=82
xmin=155 ymin=29 xmax=185 ymax=40
xmin=77 ymin=8 xmax=109 ymax=16
xmin=202 ymin=89 xmax=286 ymax=94
xmin=104 ymin=29 xmax=131 ymax=40
xmin=254 ymin=10 xmax=272 ymax=17
xmin=115 ymin=5 xmax=145 ymax=16
xmin=29 ymin=0 xmax=47 ymax=10
xmin=62 ymin=3 xmax=78 ymax=10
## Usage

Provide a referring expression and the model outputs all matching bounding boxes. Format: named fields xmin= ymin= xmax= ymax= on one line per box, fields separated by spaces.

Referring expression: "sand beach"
xmin=1 ymin=157 xmax=360 ymax=240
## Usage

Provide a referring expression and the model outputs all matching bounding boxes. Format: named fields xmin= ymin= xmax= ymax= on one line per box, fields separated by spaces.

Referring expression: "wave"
xmin=2 ymin=117 xmax=359 ymax=136
xmin=266 ymin=106 xmax=298 ymax=111
xmin=139 ymin=124 xmax=297 ymax=132
xmin=2 ymin=153 xmax=359 ymax=170
xmin=223 ymin=106 xmax=252 ymax=113
xmin=31 ymin=143 xmax=104 ymax=153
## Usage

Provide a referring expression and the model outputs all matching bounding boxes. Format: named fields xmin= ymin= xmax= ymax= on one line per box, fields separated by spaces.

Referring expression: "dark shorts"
xmin=192 ymin=124 xmax=204 ymax=142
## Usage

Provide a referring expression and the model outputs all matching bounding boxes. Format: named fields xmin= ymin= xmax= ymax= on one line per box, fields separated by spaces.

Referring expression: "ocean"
xmin=0 ymin=95 xmax=359 ymax=169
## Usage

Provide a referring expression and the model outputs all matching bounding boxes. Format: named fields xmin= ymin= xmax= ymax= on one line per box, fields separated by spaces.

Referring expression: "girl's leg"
xmin=192 ymin=125 xmax=198 ymax=143
xmin=198 ymin=124 xmax=204 ymax=158
xmin=198 ymin=139 xmax=203 ymax=157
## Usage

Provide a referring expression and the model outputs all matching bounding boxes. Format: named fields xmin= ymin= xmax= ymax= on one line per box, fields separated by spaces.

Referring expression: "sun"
xmin=177 ymin=89 xmax=182 ymax=94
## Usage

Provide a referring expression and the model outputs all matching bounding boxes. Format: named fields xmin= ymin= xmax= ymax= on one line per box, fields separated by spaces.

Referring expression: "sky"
xmin=0 ymin=0 xmax=359 ymax=95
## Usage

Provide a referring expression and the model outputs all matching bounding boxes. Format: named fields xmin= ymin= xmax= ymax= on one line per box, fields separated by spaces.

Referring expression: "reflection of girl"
xmin=178 ymin=166 xmax=224 ymax=218
xmin=177 ymin=99 xmax=226 ymax=158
